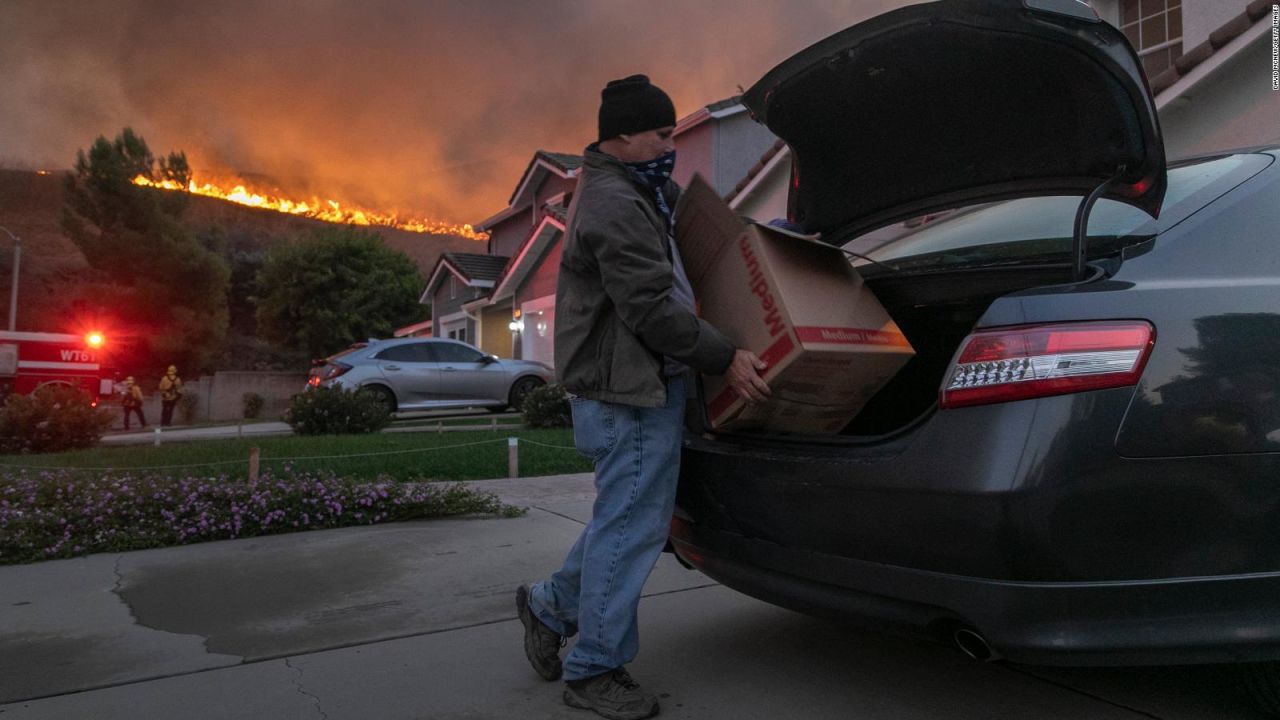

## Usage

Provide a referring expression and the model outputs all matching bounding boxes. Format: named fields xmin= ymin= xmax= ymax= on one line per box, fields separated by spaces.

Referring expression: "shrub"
xmin=242 ymin=392 xmax=265 ymax=419
xmin=521 ymin=383 xmax=572 ymax=428
xmin=285 ymin=385 xmax=390 ymax=435
xmin=0 ymin=468 xmax=522 ymax=564
xmin=0 ymin=385 xmax=113 ymax=455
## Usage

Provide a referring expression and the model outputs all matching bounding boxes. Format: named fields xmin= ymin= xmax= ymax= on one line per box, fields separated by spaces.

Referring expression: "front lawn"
xmin=0 ymin=428 xmax=590 ymax=565
xmin=0 ymin=428 xmax=589 ymax=481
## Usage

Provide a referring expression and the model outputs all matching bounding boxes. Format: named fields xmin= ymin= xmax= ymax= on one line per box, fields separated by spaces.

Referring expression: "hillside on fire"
xmin=0 ymin=164 xmax=485 ymax=374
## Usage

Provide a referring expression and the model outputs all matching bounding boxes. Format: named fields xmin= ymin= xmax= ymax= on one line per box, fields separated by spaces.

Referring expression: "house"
xmin=1113 ymin=0 xmax=1280 ymax=158
xmin=473 ymin=151 xmax=583 ymax=366
xmin=731 ymin=0 xmax=1279 ymax=238
xmin=671 ymin=97 xmax=781 ymax=199
xmin=419 ymin=252 xmax=510 ymax=347
xmin=462 ymin=98 xmax=778 ymax=367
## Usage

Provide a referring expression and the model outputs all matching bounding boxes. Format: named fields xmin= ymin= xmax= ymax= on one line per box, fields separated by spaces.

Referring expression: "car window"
xmin=431 ymin=342 xmax=485 ymax=363
xmin=375 ymin=343 xmax=433 ymax=362
xmin=850 ymin=155 xmax=1252 ymax=269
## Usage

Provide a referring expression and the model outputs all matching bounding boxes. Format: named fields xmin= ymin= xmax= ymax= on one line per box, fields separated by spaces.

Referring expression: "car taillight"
xmin=940 ymin=321 xmax=1154 ymax=409
xmin=317 ymin=362 xmax=352 ymax=382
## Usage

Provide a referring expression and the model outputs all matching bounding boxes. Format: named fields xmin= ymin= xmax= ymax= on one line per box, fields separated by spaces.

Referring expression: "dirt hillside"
xmin=0 ymin=169 xmax=486 ymax=332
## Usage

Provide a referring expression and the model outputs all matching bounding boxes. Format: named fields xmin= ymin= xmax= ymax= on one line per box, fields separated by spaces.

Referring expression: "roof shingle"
xmin=443 ymin=252 xmax=510 ymax=282
xmin=728 ymin=138 xmax=788 ymax=202
xmin=539 ymin=151 xmax=584 ymax=171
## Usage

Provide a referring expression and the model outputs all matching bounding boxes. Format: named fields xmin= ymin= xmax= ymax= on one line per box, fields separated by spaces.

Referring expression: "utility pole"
xmin=0 ymin=227 xmax=19 ymax=331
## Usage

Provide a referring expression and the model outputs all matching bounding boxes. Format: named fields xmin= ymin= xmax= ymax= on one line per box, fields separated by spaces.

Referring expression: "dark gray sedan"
xmin=308 ymin=338 xmax=552 ymax=413
xmin=669 ymin=0 xmax=1280 ymax=713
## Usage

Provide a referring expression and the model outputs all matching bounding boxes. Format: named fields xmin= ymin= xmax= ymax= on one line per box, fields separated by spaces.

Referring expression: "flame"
xmin=131 ymin=174 xmax=487 ymax=240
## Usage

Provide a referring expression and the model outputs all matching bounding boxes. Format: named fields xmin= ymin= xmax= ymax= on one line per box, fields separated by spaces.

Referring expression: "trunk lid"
xmin=742 ymin=0 xmax=1168 ymax=242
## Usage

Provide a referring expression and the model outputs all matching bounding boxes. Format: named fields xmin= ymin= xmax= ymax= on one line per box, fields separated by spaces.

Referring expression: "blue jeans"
xmin=528 ymin=376 xmax=686 ymax=680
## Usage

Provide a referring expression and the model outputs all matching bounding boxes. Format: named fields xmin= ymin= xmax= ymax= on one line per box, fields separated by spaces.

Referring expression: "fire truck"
xmin=0 ymin=331 xmax=117 ymax=406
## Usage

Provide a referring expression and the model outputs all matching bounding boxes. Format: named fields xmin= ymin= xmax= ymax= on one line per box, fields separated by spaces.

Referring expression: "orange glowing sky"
xmin=0 ymin=0 xmax=903 ymax=226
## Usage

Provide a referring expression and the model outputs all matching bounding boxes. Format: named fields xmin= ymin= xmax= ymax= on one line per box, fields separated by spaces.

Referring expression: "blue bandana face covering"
xmin=624 ymin=150 xmax=677 ymax=224
xmin=624 ymin=150 xmax=676 ymax=187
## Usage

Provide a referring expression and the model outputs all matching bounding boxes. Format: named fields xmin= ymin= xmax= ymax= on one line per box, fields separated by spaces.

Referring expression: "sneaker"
xmin=563 ymin=668 xmax=660 ymax=720
xmin=516 ymin=583 xmax=563 ymax=681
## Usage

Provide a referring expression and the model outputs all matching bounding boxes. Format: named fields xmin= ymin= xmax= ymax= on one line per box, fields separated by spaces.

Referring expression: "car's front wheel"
xmin=508 ymin=376 xmax=544 ymax=411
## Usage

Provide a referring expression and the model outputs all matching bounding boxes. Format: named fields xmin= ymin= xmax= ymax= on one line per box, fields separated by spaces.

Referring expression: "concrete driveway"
xmin=0 ymin=473 xmax=1264 ymax=719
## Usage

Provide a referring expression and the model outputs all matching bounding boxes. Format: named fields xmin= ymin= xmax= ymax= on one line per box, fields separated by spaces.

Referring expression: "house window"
xmin=450 ymin=276 xmax=457 ymax=299
xmin=441 ymin=314 xmax=467 ymax=344
xmin=1120 ymin=0 xmax=1183 ymax=79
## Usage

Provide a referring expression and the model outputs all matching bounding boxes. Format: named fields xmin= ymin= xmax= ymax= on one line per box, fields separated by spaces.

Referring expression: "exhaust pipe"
xmin=953 ymin=627 xmax=1001 ymax=662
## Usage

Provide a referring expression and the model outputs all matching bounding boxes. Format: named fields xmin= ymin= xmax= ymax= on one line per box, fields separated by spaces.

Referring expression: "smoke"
xmin=0 ymin=0 xmax=902 ymax=224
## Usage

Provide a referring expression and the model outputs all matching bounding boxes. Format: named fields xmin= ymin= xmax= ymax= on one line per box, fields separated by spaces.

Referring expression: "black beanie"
xmin=597 ymin=75 xmax=676 ymax=142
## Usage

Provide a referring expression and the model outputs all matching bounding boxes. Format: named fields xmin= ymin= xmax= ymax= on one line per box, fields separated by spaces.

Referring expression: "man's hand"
xmin=726 ymin=349 xmax=771 ymax=404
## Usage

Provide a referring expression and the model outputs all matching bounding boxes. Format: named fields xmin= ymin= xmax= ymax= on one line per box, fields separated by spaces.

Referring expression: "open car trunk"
xmin=819 ymin=264 xmax=1078 ymax=438
xmin=705 ymin=0 xmax=1181 ymax=440
xmin=717 ymin=0 xmax=1172 ymax=440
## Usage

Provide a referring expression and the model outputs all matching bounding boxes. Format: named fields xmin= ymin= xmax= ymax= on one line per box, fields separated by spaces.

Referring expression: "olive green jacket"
xmin=553 ymin=147 xmax=735 ymax=407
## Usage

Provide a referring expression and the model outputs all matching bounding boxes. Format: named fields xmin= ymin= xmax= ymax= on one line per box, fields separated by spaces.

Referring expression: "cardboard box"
xmin=674 ymin=174 xmax=915 ymax=434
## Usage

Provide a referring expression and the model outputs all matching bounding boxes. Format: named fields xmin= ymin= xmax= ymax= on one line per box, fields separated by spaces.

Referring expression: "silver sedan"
xmin=307 ymin=338 xmax=553 ymax=413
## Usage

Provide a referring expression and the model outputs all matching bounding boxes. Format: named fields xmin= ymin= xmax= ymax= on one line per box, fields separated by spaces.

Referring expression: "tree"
xmin=196 ymin=224 xmax=308 ymax=372
xmin=61 ymin=128 xmax=230 ymax=376
xmin=197 ymin=224 xmax=266 ymax=337
xmin=255 ymin=226 xmax=426 ymax=357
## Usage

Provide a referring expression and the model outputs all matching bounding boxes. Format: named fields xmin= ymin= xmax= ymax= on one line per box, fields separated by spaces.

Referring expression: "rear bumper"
xmin=670 ymin=516 xmax=1280 ymax=666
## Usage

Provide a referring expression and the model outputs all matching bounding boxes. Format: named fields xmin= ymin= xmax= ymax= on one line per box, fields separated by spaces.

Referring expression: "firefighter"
xmin=159 ymin=364 xmax=183 ymax=427
xmin=122 ymin=376 xmax=146 ymax=430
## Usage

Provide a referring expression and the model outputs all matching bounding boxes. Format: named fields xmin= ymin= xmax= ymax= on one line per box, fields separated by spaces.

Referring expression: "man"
xmin=159 ymin=365 xmax=183 ymax=427
xmin=121 ymin=376 xmax=146 ymax=430
xmin=517 ymin=75 xmax=770 ymax=720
